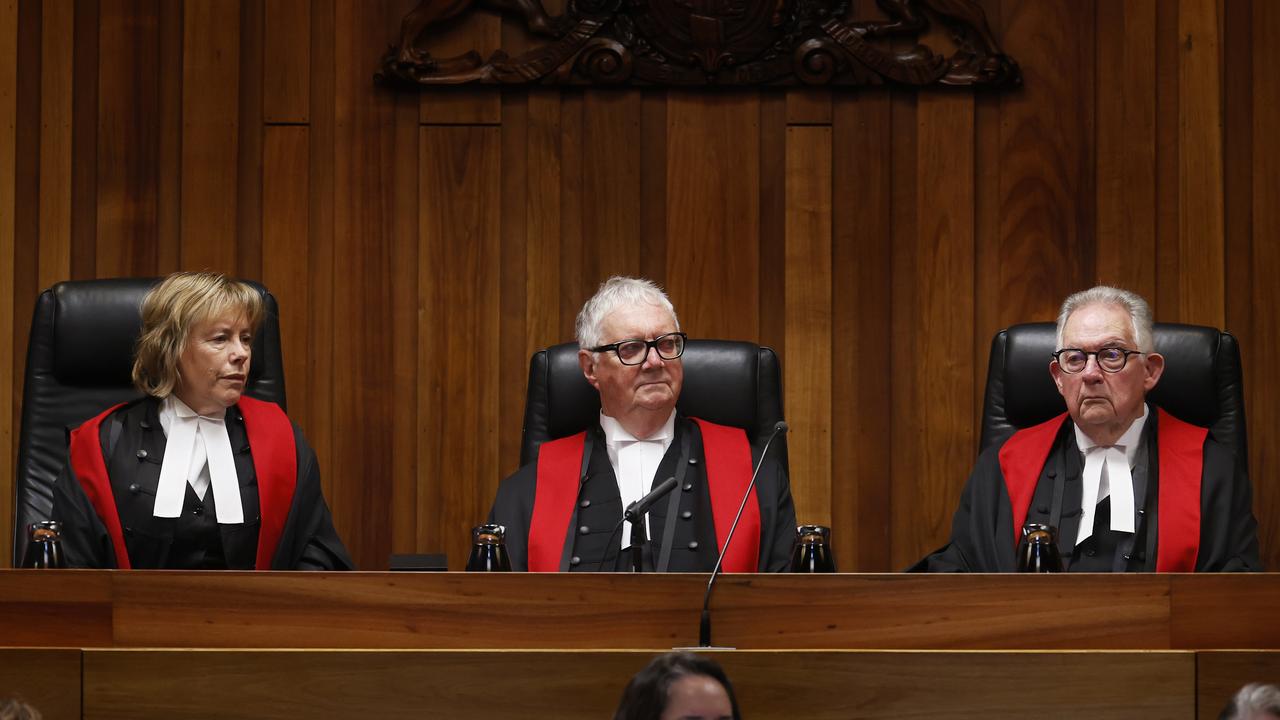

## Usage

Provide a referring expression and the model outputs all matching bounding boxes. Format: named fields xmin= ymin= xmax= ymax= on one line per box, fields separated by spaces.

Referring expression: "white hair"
xmin=1220 ymin=683 xmax=1280 ymax=720
xmin=575 ymin=276 xmax=680 ymax=350
xmin=1055 ymin=285 xmax=1155 ymax=353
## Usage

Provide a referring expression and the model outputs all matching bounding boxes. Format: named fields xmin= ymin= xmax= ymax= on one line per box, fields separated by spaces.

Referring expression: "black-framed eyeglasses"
xmin=1052 ymin=347 xmax=1145 ymax=374
xmin=590 ymin=332 xmax=687 ymax=366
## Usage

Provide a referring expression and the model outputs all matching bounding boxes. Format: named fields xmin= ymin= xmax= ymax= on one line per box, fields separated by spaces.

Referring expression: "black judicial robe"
xmin=487 ymin=415 xmax=797 ymax=572
xmin=912 ymin=405 xmax=1261 ymax=572
xmin=50 ymin=396 xmax=354 ymax=570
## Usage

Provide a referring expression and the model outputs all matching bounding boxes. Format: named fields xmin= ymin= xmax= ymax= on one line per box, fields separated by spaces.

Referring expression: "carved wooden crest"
xmin=376 ymin=0 xmax=1020 ymax=88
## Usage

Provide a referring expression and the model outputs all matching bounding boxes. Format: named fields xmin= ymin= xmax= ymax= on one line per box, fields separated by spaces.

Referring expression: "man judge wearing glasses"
xmin=915 ymin=286 xmax=1261 ymax=572
xmin=487 ymin=276 xmax=796 ymax=572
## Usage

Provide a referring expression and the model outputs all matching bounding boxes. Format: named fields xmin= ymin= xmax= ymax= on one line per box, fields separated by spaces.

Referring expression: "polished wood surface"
xmin=0 ymin=649 xmax=82 ymax=720
xmin=77 ymin=649 xmax=1192 ymax=720
xmin=2 ymin=571 xmax=1279 ymax=651
xmin=1197 ymin=651 xmax=1280 ymax=720
xmin=3 ymin=0 xmax=1279 ymax=574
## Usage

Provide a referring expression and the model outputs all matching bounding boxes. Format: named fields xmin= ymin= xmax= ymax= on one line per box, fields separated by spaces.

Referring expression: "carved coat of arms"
xmin=377 ymin=0 xmax=1020 ymax=88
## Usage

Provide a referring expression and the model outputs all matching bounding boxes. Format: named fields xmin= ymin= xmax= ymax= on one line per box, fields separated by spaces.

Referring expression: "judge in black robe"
xmin=488 ymin=414 xmax=795 ymax=572
xmin=912 ymin=405 xmax=1260 ymax=572
xmin=52 ymin=396 xmax=353 ymax=570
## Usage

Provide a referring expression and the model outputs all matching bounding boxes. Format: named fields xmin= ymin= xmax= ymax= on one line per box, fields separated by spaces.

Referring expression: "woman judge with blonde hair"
xmin=51 ymin=272 xmax=352 ymax=569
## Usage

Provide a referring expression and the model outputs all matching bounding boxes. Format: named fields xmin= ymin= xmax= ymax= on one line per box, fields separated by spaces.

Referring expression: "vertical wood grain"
xmin=1154 ymin=0 xmax=1180 ymax=321
xmin=784 ymin=125 xmax=832 ymax=529
xmin=1176 ymin=0 xmax=1225 ymax=327
xmin=156 ymin=0 xmax=182 ymax=273
xmin=895 ymin=92 xmax=975 ymax=570
xmin=665 ymin=93 xmax=760 ymax=341
xmin=1222 ymin=0 xmax=1251 ymax=336
xmin=1095 ymin=0 xmax=1156 ymax=298
xmin=557 ymin=91 xmax=583 ymax=340
xmin=992 ymin=0 xmax=1094 ymax=329
xmin=639 ymin=90 xmax=667 ymax=286
xmin=96 ymin=0 xmax=161 ymax=276
xmin=70 ymin=0 xmax=100 ymax=280
xmin=832 ymin=92 xmax=892 ymax=571
xmin=1249 ymin=0 xmax=1280 ymax=572
xmin=419 ymin=126 xmax=501 ymax=570
xmin=498 ymin=92 xmax=528 ymax=483
xmin=525 ymin=90 xmax=562 ymax=355
xmin=264 ymin=0 xmax=310 ymax=123
xmin=416 ymin=11 xmax=501 ymax=125
xmin=38 ymin=0 xmax=74 ymax=289
xmin=786 ymin=88 xmax=832 ymax=126
xmin=758 ymin=93 xmax=786 ymax=356
xmin=261 ymin=126 xmax=310 ymax=426
xmin=0 ymin=0 xmax=17 ymax=568
xmin=307 ymin=0 xmax=336 ymax=512
xmin=579 ymin=91 xmax=641 ymax=289
xmin=237 ymin=0 xmax=264 ymax=280
xmin=329 ymin=0 xmax=410 ymax=569
xmin=180 ymin=0 xmax=240 ymax=272
xmin=390 ymin=87 xmax=419 ymax=555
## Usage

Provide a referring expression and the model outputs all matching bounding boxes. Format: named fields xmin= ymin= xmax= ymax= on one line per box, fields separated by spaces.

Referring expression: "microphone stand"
xmin=630 ymin=517 xmax=647 ymax=573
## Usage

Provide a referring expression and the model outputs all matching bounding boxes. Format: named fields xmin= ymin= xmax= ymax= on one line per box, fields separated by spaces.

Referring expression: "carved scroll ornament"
xmin=376 ymin=0 xmax=1020 ymax=88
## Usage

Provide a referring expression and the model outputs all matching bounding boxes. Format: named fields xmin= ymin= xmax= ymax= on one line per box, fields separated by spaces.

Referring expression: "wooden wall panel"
xmin=784 ymin=126 xmax=832 ymax=529
xmin=893 ymin=93 xmax=975 ymax=570
xmin=2 ymin=0 xmax=1279 ymax=572
xmin=38 ymin=0 xmax=74 ymax=290
xmin=261 ymin=127 xmax=309 ymax=423
xmin=419 ymin=126 xmax=501 ymax=567
xmin=832 ymin=93 xmax=892 ymax=571
xmin=0 ymin=0 xmax=15 ymax=569
xmin=1248 ymin=0 xmax=1280 ymax=571
xmin=180 ymin=0 xmax=241 ymax=272
xmin=95 ymin=0 xmax=161 ymax=276
xmin=1176 ymin=0 xmax=1225 ymax=327
xmin=1095 ymin=0 xmax=1156 ymax=298
xmin=263 ymin=0 xmax=310 ymax=123
xmin=665 ymin=94 xmax=760 ymax=341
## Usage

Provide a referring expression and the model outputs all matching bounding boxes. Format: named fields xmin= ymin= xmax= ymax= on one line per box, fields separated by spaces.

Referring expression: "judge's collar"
xmin=599 ymin=409 xmax=676 ymax=446
xmin=1073 ymin=402 xmax=1149 ymax=467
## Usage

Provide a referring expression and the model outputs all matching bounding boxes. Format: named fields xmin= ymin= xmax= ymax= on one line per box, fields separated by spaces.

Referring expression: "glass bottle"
xmin=1016 ymin=523 xmax=1063 ymax=573
xmin=22 ymin=521 xmax=64 ymax=569
xmin=789 ymin=524 xmax=836 ymax=572
xmin=466 ymin=524 xmax=512 ymax=572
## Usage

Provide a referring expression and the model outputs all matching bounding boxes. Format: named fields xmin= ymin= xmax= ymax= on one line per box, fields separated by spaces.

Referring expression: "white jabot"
xmin=155 ymin=395 xmax=244 ymax=523
xmin=1073 ymin=404 xmax=1148 ymax=546
xmin=600 ymin=410 xmax=676 ymax=545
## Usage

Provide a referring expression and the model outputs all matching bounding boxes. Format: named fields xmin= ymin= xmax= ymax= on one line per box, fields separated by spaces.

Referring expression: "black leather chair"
xmin=979 ymin=322 xmax=1247 ymax=463
xmin=11 ymin=278 xmax=286 ymax=566
xmin=519 ymin=340 xmax=787 ymax=468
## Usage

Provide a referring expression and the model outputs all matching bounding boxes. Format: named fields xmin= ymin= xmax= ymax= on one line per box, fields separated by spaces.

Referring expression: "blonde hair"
xmin=132 ymin=272 xmax=264 ymax=397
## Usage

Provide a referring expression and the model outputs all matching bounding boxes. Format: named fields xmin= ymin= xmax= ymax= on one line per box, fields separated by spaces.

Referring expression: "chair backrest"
xmin=519 ymin=340 xmax=787 ymax=468
xmin=979 ymin=322 xmax=1247 ymax=463
xmin=12 ymin=278 xmax=286 ymax=566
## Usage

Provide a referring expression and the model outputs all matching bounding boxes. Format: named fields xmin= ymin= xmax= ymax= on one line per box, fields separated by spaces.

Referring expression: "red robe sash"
xmin=68 ymin=396 xmax=298 ymax=570
xmin=997 ymin=408 xmax=1206 ymax=571
xmin=528 ymin=418 xmax=759 ymax=573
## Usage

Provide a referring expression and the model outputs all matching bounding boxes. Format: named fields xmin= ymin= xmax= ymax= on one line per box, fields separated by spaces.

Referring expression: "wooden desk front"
xmin=1 ymin=571 xmax=1278 ymax=650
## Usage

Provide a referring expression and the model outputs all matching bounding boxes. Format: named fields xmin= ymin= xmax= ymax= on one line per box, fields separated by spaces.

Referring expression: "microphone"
xmin=698 ymin=420 xmax=788 ymax=648
xmin=596 ymin=475 xmax=679 ymax=572
xmin=625 ymin=476 xmax=679 ymax=522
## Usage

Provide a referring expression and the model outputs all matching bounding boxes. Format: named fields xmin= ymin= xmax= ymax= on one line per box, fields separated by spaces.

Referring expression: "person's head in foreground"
xmin=614 ymin=651 xmax=741 ymax=720
xmin=1220 ymin=683 xmax=1280 ymax=720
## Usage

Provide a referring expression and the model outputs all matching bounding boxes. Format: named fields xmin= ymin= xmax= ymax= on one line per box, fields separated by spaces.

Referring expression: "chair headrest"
xmin=980 ymin=322 xmax=1246 ymax=462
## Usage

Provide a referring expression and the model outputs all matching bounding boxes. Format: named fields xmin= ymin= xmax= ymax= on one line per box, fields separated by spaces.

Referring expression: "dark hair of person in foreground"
xmin=614 ymin=651 xmax=741 ymax=720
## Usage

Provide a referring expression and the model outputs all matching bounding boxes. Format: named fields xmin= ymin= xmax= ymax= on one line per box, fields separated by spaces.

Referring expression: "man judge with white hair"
xmin=915 ymin=285 xmax=1261 ymax=572
xmin=488 ymin=276 xmax=797 ymax=572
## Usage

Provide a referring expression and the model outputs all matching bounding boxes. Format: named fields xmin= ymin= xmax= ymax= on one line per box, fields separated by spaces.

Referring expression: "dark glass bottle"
xmin=789 ymin=524 xmax=836 ymax=573
xmin=22 ymin=521 xmax=64 ymax=569
xmin=1016 ymin=523 xmax=1063 ymax=573
xmin=466 ymin=524 xmax=512 ymax=572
